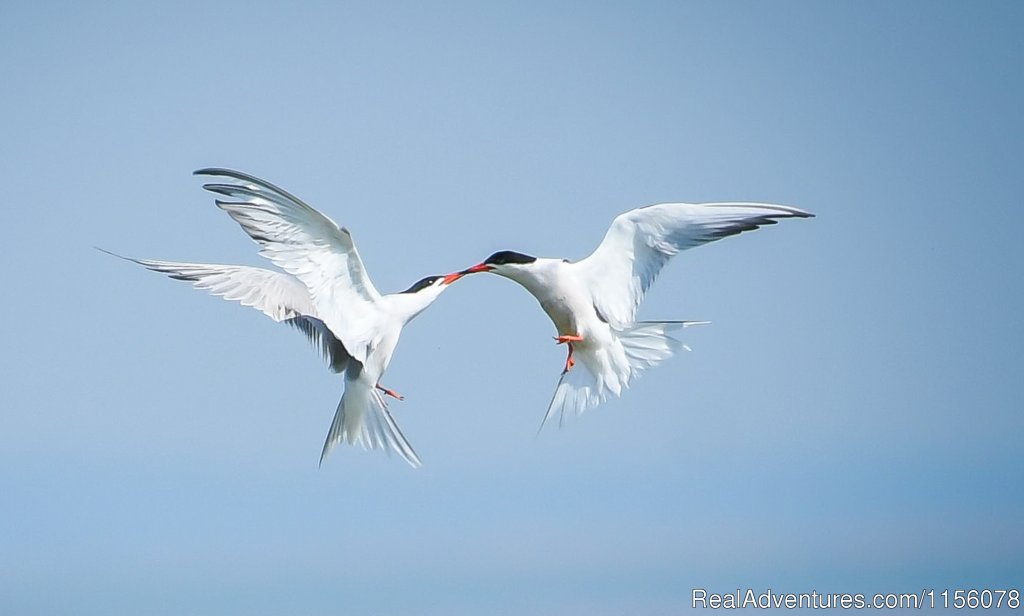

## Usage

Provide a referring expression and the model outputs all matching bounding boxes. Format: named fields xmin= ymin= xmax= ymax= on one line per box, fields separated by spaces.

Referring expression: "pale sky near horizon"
xmin=2 ymin=2 xmax=1022 ymax=614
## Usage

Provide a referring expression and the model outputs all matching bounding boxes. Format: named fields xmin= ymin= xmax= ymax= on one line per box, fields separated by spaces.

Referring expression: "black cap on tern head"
xmin=401 ymin=275 xmax=444 ymax=294
xmin=483 ymin=250 xmax=537 ymax=266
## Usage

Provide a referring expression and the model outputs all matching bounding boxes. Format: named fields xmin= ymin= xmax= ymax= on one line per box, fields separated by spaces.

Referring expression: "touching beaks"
xmin=442 ymin=263 xmax=492 ymax=285
xmin=442 ymin=272 xmax=464 ymax=285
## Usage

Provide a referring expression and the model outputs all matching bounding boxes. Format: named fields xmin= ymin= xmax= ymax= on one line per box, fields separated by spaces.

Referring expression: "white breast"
xmin=511 ymin=260 xmax=601 ymax=338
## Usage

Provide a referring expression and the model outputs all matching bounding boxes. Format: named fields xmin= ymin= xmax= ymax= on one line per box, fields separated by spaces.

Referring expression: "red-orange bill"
xmin=443 ymin=263 xmax=492 ymax=285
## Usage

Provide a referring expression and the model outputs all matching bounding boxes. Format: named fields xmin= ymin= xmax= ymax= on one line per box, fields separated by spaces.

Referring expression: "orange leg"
xmin=376 ymin=384 xmax=404 ymax=401
xmin=562 ymin=343 xmax=576 ymax=374
xmin=554 ymin=334 xmax=583 ymax=374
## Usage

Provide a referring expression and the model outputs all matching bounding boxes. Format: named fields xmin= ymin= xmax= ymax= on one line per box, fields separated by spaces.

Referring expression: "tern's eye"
xmin=402 ymin=276 xmax=442 ymax=294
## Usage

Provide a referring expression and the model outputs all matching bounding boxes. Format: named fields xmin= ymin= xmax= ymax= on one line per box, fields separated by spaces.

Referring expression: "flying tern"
xmin=452 ymin=202 xmax=813 ymax=426
xmin=105 ymin=168 xmax=463 ymax=467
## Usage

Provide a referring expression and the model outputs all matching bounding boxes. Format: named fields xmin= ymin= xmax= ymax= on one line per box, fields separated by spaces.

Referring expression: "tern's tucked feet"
xmin=376 ymin=384 xmax=405 ymax=401
xmin=554 ymin=334 xmax=584 ymax=344
xmin=552 ymin=334 xmax=582 ymax=374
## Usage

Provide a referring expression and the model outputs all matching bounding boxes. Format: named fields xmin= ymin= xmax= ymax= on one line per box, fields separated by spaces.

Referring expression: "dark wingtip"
xmin=193 ymin=168 xmax=253 ymax=182
xmin=193 ymin=167 xmax=231 ymax=177
xmin=202 ymin=183 xmax=231 ymax=194
xmin=773 ymin=207 xmax=814 ymax=219
xmin=192 ymin=168 xmax=312 ymax=210
xmin=95 ymin=246 xmax=129 ymax=261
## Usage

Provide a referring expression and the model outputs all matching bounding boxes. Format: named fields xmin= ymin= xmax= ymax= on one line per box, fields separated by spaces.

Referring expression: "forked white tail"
xmin=541 ymin=321 xmax=708 ymax=428
xmin=321 ymin=376 xmax=421 ymax=467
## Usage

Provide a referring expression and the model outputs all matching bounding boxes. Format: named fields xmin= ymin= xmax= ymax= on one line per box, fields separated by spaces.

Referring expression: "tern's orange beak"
xmin=442 ymin=272 xmax=464 ymax=285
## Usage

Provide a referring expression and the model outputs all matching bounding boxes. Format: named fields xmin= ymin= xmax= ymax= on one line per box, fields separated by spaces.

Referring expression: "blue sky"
xmin=2 ymin=2 xmax=1022 ymax=614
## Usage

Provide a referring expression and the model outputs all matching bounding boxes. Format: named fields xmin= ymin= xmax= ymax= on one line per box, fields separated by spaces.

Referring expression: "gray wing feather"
xmin=286 ymin=315 xmax=350 ymax=373
xmin=101 ymin=248 xmax=350 ymax=372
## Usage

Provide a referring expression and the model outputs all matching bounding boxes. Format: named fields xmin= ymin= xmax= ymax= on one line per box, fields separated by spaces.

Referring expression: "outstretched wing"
xmin=194 ymin=168 xmax=382 ymax=363
xmin=574 ymin=202 xmax=813 ymax=328
xmin=102 ymin=249 xmax=349 ymax=372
